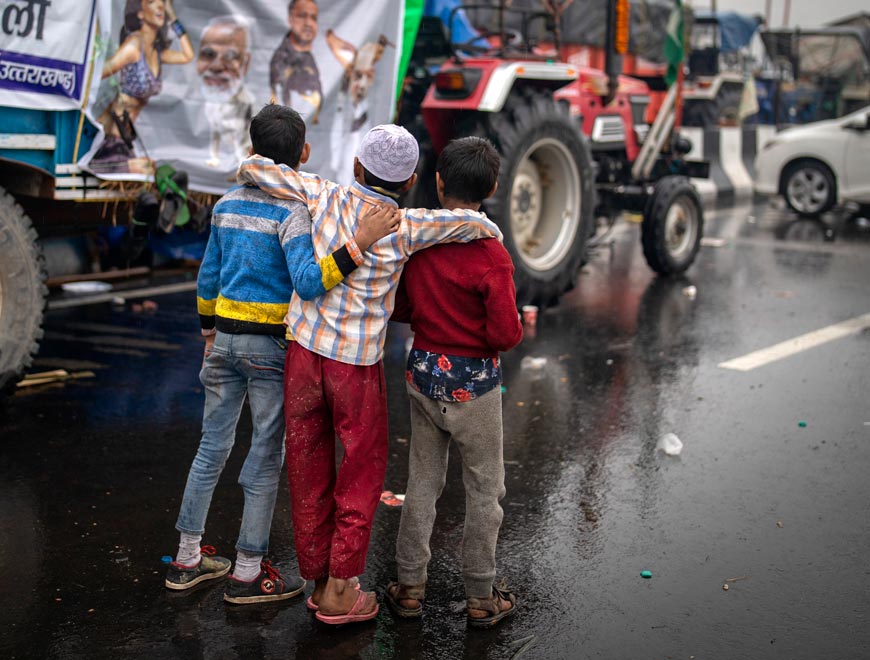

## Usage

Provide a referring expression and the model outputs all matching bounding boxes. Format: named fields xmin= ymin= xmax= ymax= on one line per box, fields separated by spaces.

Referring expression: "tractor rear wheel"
xmin=466 ymin=92 xmax=595 ymax=307
xmin=641 ymin=176 xmax=704 ymax=275
xmin=0 ymin=187 xmax=47 ymax=404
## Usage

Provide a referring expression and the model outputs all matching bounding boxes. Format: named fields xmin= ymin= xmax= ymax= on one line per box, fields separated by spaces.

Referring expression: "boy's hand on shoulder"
xmin=354 ymin=205 xmax=401 ymax=251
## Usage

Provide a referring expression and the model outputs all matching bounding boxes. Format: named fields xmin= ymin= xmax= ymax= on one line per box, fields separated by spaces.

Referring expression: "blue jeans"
xmin=176 ymin=331 xmax=287 ymax=554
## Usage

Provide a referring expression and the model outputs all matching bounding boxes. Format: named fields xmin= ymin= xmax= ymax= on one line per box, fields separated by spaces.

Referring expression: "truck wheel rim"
xmin=509 ymin=138 xmax=582 ymax=272
xmin=665 ymin=196 xmax=698 ymax=261
xmin=786 ymin=168 xmax=829 ymax=214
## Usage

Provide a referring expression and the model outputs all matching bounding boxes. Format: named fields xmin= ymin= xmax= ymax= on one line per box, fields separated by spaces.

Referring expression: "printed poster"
xmin=81 ymin=0 xmax=404 ymax=194
xmin=0 ymin=0 xmax=97 ymax=109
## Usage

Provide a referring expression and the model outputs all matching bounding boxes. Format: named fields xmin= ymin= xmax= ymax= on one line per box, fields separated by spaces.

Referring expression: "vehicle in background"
xmin=754 ymin=105 xmax=870 ymax=216
xmin=681 ymin=11 xmax=763 ymax=127
xmin=758 ymin=26 xmax=870 ymax=126
xmin=403 ymin=0 xmax=709 ymax=308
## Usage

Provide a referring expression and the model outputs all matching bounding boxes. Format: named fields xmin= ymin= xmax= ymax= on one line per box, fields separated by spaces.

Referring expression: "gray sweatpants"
xmin=395 ymin=384 xmax=506 ymax=599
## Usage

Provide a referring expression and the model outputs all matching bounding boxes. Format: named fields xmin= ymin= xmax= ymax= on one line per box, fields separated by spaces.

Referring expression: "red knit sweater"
xmin=391 ymin=238 xmax=523 ymax=358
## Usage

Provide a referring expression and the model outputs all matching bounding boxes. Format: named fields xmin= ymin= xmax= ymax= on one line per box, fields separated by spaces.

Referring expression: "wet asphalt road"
xmin=2 ymin=203 xmax=869 ymax=660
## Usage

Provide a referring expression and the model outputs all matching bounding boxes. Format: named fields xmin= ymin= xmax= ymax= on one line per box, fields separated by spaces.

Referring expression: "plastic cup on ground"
xmin=522 ymin=305 xmax=538 ymax=327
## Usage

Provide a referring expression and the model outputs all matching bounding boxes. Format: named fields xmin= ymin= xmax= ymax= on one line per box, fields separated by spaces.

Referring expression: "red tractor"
xmin=401 ymin=1 xmax=710 ymax=307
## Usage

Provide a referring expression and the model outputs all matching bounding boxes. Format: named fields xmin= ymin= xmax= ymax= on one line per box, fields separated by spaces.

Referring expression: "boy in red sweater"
xmin=386 ymin=137 xmax=523 ymax=628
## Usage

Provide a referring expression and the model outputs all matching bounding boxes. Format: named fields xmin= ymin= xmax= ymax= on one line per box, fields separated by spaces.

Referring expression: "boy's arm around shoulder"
xmin=400 ymin=207 xmax=503 ymax=255
xmin=279 ymin=202 xmax=362 ymax=300
xmin=279 ymin=203 xmax=400 ymax=299
xmin=237 ymin=156 xmax=342 ymax=218
xmin=479 ymin=240 xmax=523 ymax=353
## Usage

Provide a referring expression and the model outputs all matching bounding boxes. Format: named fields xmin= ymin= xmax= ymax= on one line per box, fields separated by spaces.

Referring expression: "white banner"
xmin=81 ymin=0 xmax=404 ymax=194
xmin=0 ymin=0 xmax=97 ymax=109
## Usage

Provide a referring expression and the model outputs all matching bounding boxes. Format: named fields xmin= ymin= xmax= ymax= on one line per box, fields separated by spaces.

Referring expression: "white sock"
xmin=233 ymin=551 xmax=263 ymax=582
xmin=176 ymin=532 xmax=202 ymax=567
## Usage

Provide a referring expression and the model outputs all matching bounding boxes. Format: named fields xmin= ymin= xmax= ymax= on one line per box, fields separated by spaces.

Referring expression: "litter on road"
xmin=682 ymin=285 xmax=697 ymax=299
xmin=640 ymin=570 xmax=652 ymax=579
xmin=16 ymin=369 xmax=96 ymax=388
xmin=656 ymin=433 xmax=684 ymax=456
xmin=700 ymin=237 xmax=727 ymax=248
xmin=520 ymin=356 xmax=548 ymax=370
xmin=798 ymin=421 xmax=807 ymax=428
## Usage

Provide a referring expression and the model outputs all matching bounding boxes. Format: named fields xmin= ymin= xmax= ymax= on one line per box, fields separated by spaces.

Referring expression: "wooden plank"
xmin=53 ymin=188 xmax=137 ymax=201
xmin=46 ymin=267 xmax=150 ymax=287
xmin=55 ymin=163 xmax=82 ymax=174
xmin=54 ymin=176 xmax=101 ymax=188
xmin=0 ymin=134 xmax=57 ymax=150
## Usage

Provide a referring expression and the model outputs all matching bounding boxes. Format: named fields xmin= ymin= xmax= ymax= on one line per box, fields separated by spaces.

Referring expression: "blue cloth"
xmin=425 ymin=0 xmax=483 ymax=45
xmin=695 ymin=11 xmax=762 ymax=53
xmin=407 ymin=348 xmax=501 ymax=403
xmin=175 ymin=331 xmax=287 ymax=554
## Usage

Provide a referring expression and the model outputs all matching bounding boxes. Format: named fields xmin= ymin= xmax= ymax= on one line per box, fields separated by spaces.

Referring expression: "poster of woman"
xmin=90 ymin=0 xmax=193 ymax=174
xmin=82 ymin=0 xmax=402 ymax=193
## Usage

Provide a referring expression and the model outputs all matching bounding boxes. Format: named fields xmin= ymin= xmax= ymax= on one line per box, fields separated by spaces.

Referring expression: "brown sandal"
xmin=466 ymin=583 xmax=517 ymax=628
xmin=384 ymin=581 xmax=425 ymax=618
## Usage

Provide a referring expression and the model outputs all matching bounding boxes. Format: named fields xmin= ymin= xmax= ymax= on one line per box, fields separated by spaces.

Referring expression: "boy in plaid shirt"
xmin=236 ymin=124 xmax=502 ymax=623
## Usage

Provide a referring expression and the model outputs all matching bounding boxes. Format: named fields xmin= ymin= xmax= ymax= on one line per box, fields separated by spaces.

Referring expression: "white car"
xmin=754 ymin=106 xmax=870 ymax=217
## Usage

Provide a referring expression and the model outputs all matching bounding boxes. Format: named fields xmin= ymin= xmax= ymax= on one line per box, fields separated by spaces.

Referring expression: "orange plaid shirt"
xmin=236 ymin=157 xmax=503 ymax=365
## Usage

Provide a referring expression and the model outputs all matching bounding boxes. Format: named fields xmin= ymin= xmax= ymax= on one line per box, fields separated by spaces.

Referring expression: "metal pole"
xmin=499 ymin=0 xmax=506 ymax=52
xmin=765 ymin=0 xmax=772 ymax=25
xmin=783 ymin=0 xmax=790 ymax=27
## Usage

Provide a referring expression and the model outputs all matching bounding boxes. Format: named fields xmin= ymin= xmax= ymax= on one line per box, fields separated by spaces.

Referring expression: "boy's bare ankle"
xmin=319 ymin=577 xmax=362 ymax=614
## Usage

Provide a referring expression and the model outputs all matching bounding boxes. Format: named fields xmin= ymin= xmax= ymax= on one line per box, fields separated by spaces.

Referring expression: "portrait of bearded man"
xmin=197 ymin=14 xmax=254 ymax=167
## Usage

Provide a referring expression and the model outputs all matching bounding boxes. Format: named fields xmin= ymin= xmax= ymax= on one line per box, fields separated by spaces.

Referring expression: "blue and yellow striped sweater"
xmin=197 ymin=183 xmax=362 ymax=336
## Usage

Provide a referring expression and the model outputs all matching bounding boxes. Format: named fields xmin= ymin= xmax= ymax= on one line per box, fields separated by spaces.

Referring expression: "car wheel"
xmin=783 ymin=159 xmax=836 ymax=218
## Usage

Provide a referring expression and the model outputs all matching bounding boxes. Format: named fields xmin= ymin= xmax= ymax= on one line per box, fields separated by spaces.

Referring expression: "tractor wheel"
xmin=641 ymin=176 xmax=704 ymax=275
xmin=0 ymin=187 xmax=47 ymax=403
xmin=465 ymin=92 xmax=595 ymax=307
xmin=782 ymin=159 xmax=836 ymax=218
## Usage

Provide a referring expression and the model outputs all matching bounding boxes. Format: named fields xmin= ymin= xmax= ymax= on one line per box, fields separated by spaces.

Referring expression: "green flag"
xmin=664 ymin=0 xmax=684 ymax=87
xmin=396 ymin=0 xmax=426 ymax=105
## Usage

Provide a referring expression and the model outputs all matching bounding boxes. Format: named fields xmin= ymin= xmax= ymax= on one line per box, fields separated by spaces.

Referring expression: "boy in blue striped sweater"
xmin=165 ymin=105 xmax=399 ymax=604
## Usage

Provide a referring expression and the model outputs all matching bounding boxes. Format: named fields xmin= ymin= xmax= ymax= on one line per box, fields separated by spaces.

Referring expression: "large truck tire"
xmin=0 ymin=187 xmax=47 ymax=402
xmin=464 ymin=92 xmax=595 ymax=307
xmin=641 ymin=176 xmax=704 ymax=275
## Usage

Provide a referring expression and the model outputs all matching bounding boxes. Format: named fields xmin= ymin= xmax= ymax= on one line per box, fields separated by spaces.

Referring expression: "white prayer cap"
xmin=356 ymin=124 xmax=419 ymax=183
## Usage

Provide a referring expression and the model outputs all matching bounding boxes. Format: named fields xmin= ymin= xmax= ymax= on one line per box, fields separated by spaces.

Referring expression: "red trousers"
xmin=283 ymin=342 xmax=388 ymax=580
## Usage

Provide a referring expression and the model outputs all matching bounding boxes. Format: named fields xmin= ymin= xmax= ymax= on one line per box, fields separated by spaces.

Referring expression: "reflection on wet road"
xmin=2 ymin=203 xmax=869 ymax=659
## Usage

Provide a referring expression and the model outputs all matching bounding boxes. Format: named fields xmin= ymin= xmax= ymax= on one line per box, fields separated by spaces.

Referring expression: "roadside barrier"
xmin=680 ymin=124 xmax=778 ymax=208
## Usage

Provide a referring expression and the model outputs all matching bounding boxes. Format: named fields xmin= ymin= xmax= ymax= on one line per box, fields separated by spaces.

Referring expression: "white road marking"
xmin=718 ymin=313 xmax=870 ymax=371
xmin=48 ymin=281 xmax=197 ymax=310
